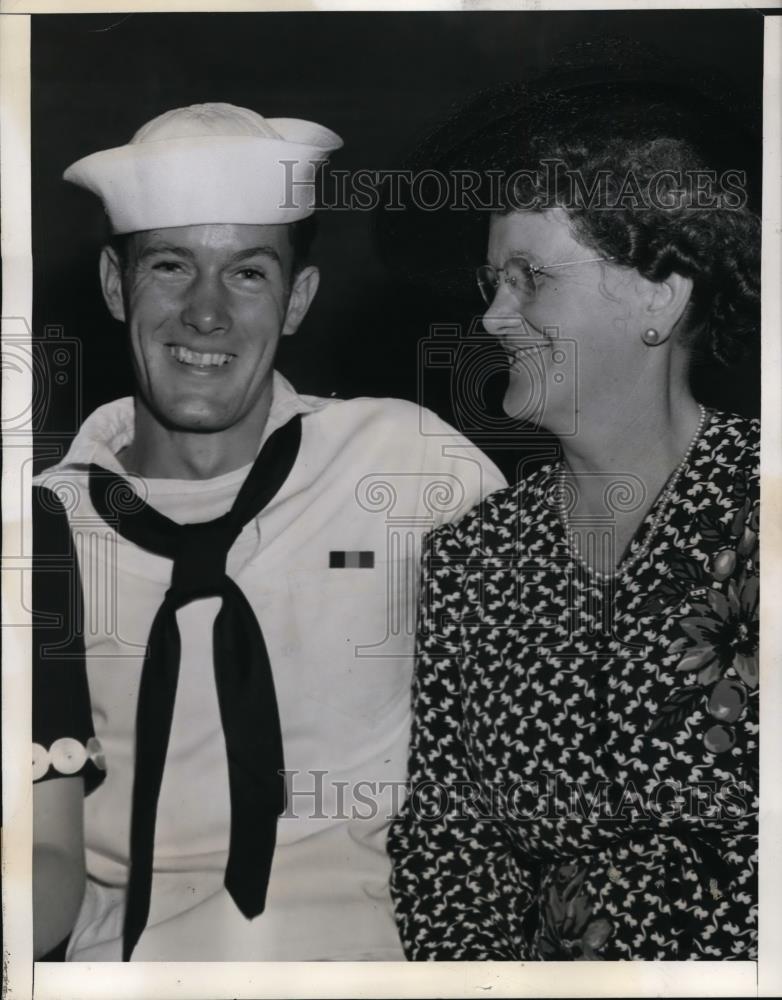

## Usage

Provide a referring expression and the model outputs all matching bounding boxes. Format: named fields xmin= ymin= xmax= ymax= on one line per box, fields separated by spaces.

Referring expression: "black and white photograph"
xmin=1 ymin=2 xmax=781 ymax=997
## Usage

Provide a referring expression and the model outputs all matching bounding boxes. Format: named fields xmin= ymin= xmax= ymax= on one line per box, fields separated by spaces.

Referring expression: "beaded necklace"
xmin=556 ymin=404 xmax=709 ymax=583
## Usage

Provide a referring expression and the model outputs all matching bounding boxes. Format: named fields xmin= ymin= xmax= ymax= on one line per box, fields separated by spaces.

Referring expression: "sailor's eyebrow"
xmin=135 ymin=243 xmax=196 ymax=262
xmin=227 ymin=246 xmax=282 ymax=266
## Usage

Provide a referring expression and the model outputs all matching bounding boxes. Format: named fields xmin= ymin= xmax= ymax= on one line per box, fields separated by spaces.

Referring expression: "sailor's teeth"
xmin=169 ymin=346 xmax=234 ymax=367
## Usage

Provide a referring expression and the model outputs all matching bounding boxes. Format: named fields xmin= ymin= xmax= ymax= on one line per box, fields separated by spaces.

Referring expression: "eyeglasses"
xmin=476 ymin=254 xmax=616 ymax=306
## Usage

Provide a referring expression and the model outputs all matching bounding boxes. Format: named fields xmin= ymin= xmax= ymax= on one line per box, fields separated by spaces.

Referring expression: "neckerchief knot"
xmin=168 ymin=516 xmax=235 ymax=603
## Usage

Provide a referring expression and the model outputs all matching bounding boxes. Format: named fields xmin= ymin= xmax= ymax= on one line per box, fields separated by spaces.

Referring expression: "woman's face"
xmin=482 ymin=208 xmax=649 ymax=437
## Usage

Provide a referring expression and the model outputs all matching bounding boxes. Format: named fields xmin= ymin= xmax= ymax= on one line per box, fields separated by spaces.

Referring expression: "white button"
xmin=49 ymin=737 xmax=87 ymax=775
xmin=86 ymin=736 xmax=106 ymax=771
xmin=32 ymin=743 xmax=50 ymax=781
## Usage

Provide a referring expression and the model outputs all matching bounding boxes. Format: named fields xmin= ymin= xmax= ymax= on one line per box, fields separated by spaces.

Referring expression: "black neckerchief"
xmin=88 ymin=414 xmax=302 ymax=960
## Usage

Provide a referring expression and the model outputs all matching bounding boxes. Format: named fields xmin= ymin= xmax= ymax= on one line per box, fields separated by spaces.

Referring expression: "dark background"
xmin=31 ymin=10 xmax=764 ymax=479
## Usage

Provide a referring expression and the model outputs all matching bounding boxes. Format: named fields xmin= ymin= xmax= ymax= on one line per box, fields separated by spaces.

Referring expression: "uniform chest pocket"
xmin=269 ymin=560 xmax=416 ymax=732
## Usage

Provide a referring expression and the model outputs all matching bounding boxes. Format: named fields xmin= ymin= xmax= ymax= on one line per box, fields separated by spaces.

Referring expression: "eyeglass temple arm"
xmin=532 ymin=255 xmax=616 ymax=273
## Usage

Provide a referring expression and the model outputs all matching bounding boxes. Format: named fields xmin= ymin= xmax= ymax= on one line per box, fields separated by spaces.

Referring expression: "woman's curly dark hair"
xmin=492 ymin=83 xmax=761 ymax=366
xmin=377 ymin=53 xmax=761 ymax=370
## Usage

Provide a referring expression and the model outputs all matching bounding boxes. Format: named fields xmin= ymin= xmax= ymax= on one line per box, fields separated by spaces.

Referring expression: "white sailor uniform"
xmin=33 ymin=371 xmax=505 ymax=961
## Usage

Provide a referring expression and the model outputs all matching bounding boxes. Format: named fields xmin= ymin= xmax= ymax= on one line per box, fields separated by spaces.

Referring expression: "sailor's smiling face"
xmin=100 ymin=223 xmax=317 ymax=435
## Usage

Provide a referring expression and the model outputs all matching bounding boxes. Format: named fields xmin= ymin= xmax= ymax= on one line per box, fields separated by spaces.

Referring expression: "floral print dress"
xmin=388 ymin=411 xmax=758 ymax=960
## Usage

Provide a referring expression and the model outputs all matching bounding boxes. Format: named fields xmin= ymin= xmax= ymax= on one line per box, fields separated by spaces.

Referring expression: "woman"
xmin=387 ymin=77 xmax=760 ymax=960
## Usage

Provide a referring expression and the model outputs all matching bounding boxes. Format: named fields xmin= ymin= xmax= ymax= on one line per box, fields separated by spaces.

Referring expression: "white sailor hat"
xmin=63 ymin=102 xmax=343 ymax=233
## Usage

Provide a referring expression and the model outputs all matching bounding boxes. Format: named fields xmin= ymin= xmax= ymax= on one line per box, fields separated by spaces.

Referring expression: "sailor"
xmin=32 ymin=102 xmax=505 ymax=961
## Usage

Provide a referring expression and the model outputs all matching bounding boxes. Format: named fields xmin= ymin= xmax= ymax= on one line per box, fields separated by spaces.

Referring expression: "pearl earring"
xmin=642 ymin=328 xmax=662 ymax=346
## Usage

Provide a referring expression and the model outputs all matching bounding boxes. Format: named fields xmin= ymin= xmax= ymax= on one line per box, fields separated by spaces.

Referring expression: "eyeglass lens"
xmin=477 ymin=258 xmax=539 ymax=305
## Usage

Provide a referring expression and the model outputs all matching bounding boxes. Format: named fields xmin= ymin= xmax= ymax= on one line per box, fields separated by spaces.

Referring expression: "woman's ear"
xmin=643 ymin=271 xmax=694 ymax=343
xmin=99 ymin=245 xmax=126 ymax=323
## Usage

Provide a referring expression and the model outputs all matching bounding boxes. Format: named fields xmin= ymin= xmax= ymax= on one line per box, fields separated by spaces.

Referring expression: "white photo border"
xmin=2 ymin=2 xmax=780 ymax=997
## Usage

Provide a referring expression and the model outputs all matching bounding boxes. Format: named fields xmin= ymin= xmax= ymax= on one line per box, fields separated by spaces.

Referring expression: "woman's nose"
xmin=180 ymin=274 xmax=231 ymax=336
xmin=481 ymin=285 xmax=525 ymax=338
